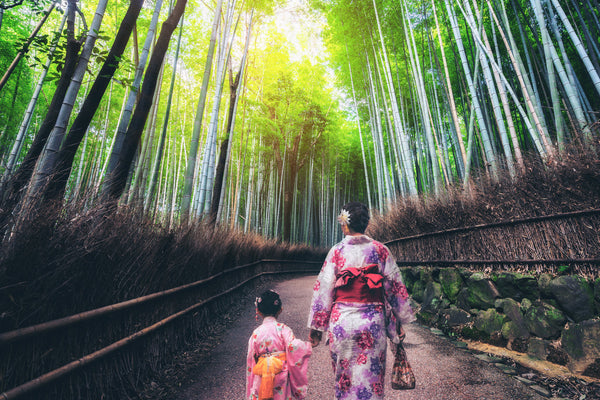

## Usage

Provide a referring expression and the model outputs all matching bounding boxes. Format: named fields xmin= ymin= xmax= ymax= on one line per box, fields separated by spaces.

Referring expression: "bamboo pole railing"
xmin=0 ymin=260 xmax=321 ymax=400
xmin=0 ymin=259 xmax=320 ymax=345
xmin=395 ymin=258 xmax=600 ymax=266
xmin=383 ymin=208 xmax=600 ymax=245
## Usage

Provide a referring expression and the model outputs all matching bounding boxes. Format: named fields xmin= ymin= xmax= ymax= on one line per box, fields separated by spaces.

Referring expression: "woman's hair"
xmin=255 ymin=290 xmax=282 ymax=316
xmin=342 ymin=201 xmax=370 ymax=233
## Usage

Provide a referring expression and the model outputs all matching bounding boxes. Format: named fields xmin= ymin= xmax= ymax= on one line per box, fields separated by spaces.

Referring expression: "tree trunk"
xmin=105 ymin=0 xmax=164 ymax=177
xmin=145 ymin=10 xmax=185 ymax=213
xmin=39 ymin=0 xmax=145 ymax=201
xmin=0 ymin=0 xmax=79 ymax=204
xmin=180 ymin=0 xmax=223 ymax=222
xmin=102 ymin=0 xmax=188 ymax=200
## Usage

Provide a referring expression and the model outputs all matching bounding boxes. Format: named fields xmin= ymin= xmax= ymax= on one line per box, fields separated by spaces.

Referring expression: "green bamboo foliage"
xmin=2 ymin=0 xmax=600 ymax=247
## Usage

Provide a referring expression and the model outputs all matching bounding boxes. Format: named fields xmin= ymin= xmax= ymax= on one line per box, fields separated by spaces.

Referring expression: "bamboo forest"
xmin=0 ymin=0 xmax=599 ymax=247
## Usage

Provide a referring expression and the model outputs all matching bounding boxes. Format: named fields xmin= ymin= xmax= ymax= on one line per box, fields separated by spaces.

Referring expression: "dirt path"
xmin=174 ymin=274 xmax=545 ymax=400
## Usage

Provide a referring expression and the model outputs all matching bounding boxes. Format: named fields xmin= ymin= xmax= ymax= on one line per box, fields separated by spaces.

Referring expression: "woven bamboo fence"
xmin=0 ymin=259 xmax=321 ymax=400
xmin=384 ymin=208 xmax=600 ymax=278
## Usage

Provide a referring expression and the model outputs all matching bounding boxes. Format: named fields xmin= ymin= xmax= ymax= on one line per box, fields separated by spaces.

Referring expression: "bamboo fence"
xmin=0 ymin=259 xmax=321 ymax=400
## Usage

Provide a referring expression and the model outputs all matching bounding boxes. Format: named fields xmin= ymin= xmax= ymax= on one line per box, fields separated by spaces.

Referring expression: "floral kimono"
xmin=308 ymin=235 xmax=414 ymax=400
xmin=246 ymin=316 xmax=312 ymax=400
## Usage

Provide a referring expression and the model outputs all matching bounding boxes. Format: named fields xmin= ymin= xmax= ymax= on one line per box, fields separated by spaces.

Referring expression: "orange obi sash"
xmin=253 ymin=351 xmax=286 ymax=400
xmin=334 ymin=264 xmax=384 ymax=304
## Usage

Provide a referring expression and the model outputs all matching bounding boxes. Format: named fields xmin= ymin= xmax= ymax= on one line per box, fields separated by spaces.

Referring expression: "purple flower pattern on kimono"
xmin=246 ymin=317 xmax=312 ymax=400
xmin=307 ymin=235 xmax=415 ymax=400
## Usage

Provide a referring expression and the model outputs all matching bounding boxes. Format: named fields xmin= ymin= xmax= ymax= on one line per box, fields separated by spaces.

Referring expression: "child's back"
xmin=246 ymin=291 xmax=312 ymax=400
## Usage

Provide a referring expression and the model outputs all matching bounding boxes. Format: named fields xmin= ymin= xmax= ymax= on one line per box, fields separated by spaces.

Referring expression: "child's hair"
xmin=255 ymin=290 xmax=282 ymax=317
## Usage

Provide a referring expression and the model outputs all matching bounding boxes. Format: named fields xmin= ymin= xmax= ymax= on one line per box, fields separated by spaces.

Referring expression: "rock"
xmin=521 ymin=298 xmax=533 ymax=312
xmin=439 ymin=268 xmax=464 ymax=302
xmin=416 ymin=310 xmax=435 ymax=325
xmin=411 ymin=280 xmax=426 ymax=303
xmin=514 ymin=376 xmax=535 ymax=385
xmin=456 ymin=288 xmax=471 ymax=311
xmin=529 ymin=385 xmax=550 ymax=397
xmin=528 ymin=337 xmax=549 ymax=360
xmin=548 ymin=275 xmax=595 ymax=322
xmin=462 ymin=273 xmax=501 ymax=310
xmin=400 ymin=267 xmax=419 ymax=292
xmin=502 ymin=320 xmax=530 ymax=341
xmin=421 ymin=281 xmax=444 ymax=312
xmin=561 ymin=319 xmax=600 ymax=378
xmin=474 ymin=353 xmax=503 ymax=363
xmin=523 ymin=301 xmax=566 ymax=339
xmin=494 ymin=363 xmax=517 ymax=375
xmin=419 ymin=267 xmax=433 ymax=283
xmin=439 ymin=306 xmax=472 ymax=327
xmin=594 ymin=278 xmax=600 ymax=315
xmin=496 ymin=298 xmax=525 ymax=324
xmin=494 ymin=272 xmax=540 ymax=301
xmin=474 ymin=308 xmax=506 ymax=335
xmin=538 ymin=273 xmax=554 ymax=299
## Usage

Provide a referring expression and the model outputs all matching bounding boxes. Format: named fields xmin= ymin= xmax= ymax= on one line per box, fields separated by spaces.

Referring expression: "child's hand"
xmin=309 ymin=329 xmax=322 ymax=347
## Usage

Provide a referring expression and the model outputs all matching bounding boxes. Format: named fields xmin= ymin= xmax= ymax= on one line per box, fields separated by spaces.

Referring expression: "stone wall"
xmin=401 ymin=267 xmax=600 ymax=378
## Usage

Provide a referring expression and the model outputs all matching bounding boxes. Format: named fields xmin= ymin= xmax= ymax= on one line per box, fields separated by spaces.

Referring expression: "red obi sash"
xmin=334 ymin=264 xmax=384 ymax=303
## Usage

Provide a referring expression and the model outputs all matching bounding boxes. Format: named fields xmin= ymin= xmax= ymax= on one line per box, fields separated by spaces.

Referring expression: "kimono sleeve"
xmin=281 ymin=325 xmax=312 ymax=399
xmin=307 ymin=248 xmax=338 ymax=332
xmin=246 ymin=331 xmax=259 ymax=400
xmin=377 ymin=242 xmax=415 ymax=331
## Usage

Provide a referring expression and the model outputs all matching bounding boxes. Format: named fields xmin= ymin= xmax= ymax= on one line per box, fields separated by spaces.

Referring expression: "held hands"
xmin=309 ymin=329 xmax=322 ymax=347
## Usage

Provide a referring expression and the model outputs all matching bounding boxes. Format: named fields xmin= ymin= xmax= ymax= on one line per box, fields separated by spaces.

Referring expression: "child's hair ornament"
xmin=337 ymin=209 xmax=351 ymax=226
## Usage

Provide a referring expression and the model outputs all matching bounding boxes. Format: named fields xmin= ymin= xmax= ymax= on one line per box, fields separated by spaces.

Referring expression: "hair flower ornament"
xmin=337 ymin=209 xmax=351 ymax=226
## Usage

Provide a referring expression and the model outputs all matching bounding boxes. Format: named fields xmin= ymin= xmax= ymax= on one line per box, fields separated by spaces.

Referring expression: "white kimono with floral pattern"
xmin=307 ymin=235 xmax=415 ymax=400
xmin=246 ymin=316 xmax=312 ymax=400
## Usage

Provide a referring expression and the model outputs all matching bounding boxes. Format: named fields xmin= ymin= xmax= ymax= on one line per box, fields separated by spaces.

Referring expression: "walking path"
xmin=175 ymin=274 xmax=546 ymax=400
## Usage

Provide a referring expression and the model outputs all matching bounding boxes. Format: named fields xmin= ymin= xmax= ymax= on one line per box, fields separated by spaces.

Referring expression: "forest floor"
xmin=137 ymin=274 xmax=600 ymax=400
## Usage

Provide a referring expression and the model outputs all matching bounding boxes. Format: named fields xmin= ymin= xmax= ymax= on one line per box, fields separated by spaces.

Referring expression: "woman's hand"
xmin=397 ymin=321 xmax=406 ymax=342
xmin=309 ymin=329 xmax=322 ymax=347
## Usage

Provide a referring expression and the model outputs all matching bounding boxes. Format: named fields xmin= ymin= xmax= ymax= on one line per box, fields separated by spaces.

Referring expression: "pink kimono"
xmin=246 ymin=316 xmax=312 ymax=400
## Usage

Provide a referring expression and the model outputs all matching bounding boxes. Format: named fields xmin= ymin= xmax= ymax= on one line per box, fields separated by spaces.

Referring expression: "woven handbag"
xmin=391 ymin=341 xmax=415 ymax=390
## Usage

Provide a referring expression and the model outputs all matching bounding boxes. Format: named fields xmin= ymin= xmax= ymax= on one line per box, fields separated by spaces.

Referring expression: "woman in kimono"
xmin=247 ymin=290 xmax=312 ymax=400
xmin=308 ymin=202 xmax=415 ymax=400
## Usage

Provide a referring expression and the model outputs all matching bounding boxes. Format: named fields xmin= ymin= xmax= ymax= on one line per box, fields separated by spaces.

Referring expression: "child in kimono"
xmin=246 ymin=290 xmax=312 ymax=400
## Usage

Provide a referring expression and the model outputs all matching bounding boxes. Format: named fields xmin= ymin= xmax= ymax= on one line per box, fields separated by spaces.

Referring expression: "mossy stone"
xmin=521 ymin=298 xmax=533 ymax=312
xmin=418 ymin=267 xmax=433 ymax=283
xmin=538 ymin=273 xmax=554 ymax=299
xmin=527 ymin=337 xmax=549 ymax=360
xmin=594 ymin=278 xmax=600 ymax=315
xmin=400 ymin=267 xmax=418 ymax=292
xmin=501 ymin=320 xmax=530 ymax=340
xmin=464 ymin=273 xmax=501 ymax=310
xmin=524 ymin=301 xmax=566 ymax=339
xmin=497 ymin=298 xmax=526 ymax=326
xmin=474 ymin=308 xmax=506 ymax=335
xmin=411 ymin=280 xmax=426 ymax=303
xmin=439 ymin=268 xmax=464 ymax=302
xmin=421 ymin=281 xmax=444 ymax=312
xmin=561 ymin=319 xmax=600 ymax=377
xmin=494 ymin=272 xmax=540 ymax=301
xmin=417 ymin=310 xmax=435 ymax=325
xmin=549 ymin=275 xmax=594 ymax=322
xmin=438 ymin=306 xmax=471 ymax=327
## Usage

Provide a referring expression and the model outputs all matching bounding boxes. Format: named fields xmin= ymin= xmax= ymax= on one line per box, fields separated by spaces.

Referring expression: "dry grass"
xmin=369 ymin=141 xmax=600 ymax=277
